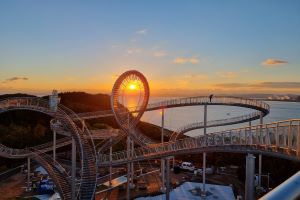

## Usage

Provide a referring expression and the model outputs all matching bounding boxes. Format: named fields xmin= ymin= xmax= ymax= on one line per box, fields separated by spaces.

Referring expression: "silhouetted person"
xmin=209 ymin=94 xmax=213 ymax=102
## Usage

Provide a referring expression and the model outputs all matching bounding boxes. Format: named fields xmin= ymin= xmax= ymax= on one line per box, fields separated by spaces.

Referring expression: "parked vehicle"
xmin=194 ymin=167 xmax=214 ymax=175
xmin=180 ymin=162 xmax=195 ymax=172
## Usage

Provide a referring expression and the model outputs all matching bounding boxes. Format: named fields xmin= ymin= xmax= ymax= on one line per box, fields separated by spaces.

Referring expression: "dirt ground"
xmin=0 ymin=173 xmax=26 ymax=200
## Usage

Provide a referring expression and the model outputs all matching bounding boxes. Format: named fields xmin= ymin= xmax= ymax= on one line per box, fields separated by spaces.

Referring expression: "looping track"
xmin=0 ymin=97 xmax=97 ymax=200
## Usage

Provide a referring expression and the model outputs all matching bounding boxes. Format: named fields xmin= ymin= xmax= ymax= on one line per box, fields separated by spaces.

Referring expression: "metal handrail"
xmin=0 ymin=97 xmax=97 ymax=200
xmin=98 ymin=119 xmax=300 ymax=165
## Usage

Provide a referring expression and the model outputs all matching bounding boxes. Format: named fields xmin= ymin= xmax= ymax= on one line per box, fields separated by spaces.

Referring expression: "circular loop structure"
xmin=111 ymin=70 xmax=149 ymax=132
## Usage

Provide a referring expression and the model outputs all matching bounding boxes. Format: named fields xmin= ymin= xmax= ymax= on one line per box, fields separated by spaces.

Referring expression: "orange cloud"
xmin=173 ymin=57 xmax=199 ymax=64
xmin=2 ymin=77 xmax=29 ymax=83
xmin=261 ymin=58 xmax=288 ymax=67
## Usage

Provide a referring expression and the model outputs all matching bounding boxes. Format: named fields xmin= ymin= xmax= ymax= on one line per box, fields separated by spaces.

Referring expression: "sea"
xmin=141 ymin=98 xmax=300 ymax=137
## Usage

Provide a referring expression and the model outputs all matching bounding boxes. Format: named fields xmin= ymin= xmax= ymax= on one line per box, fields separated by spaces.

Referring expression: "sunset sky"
xmin=0 ymin=1 xmax=299 ymax=96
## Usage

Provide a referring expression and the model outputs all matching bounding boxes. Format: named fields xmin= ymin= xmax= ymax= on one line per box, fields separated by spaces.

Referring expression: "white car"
xmin=194 ymin=167 xmax=213 ymax=175
xmin=180 ymin=162 xmax=195 ymax=171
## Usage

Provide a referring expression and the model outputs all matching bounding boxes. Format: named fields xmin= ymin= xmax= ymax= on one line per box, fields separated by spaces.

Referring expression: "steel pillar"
xmin=202 ymin=152 xmax=206 ymax=197
xmin=53 ymin=130 xmax=56 ymax=163
xmin=202 ymin=104 xmax=207 ymax=196
xmin=297 ymin=123 xmax=300 ymax=157
xmin=259 ymin=154 xmax=262 ymax=187
xmin=161 ymin=108 xmax=166 ymax=192
xmin=71 ymin=138 xmax=76 ymax=200
xmin=109 ymin=138 xmax=112 ymax=187
xmin=204 ymin=104 xmax=207 ymax=135
xmin=260 ymin=112 xmax=263 ymax=144
xmin=165 ymin=158 xmax=170 ymax=200
xmin=27 ymin=157 xmax=30 ymax=191
xmin=130 ymin=139 xmax=134 ymax=187
xmin=126 ymin=136 xmax=131 ymax=200
xmin=245 ymin=153 xmax=255 ymax=200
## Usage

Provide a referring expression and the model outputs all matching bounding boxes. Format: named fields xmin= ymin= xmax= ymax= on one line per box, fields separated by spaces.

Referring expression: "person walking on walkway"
xmin=209 ymin=94 xmax=213 ymax=103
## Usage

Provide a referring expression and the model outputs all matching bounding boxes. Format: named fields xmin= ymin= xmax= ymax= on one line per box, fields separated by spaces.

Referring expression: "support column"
xmin=53 ymin=130 xmax=56 ymax=163
xmin=202 ymin=152 xmax=206 ymax=197
xmin=204 ymin=105 xmax=207 ymax=136
xmin=126 ymin=136 xmax=131 ymax=200
xmin=109 ymin=138 xmax=112 ymax=187
xmin=130 ymin=139 xmax=134 ymax=188
xmin=202 ymin=104 xmax=207 ymax=197
xmin=165 ymin=158 xmax=170 ymax=200
xmin=27 ymin=157 xmax=31 ymax=191
xmin=71 ymin=138 xmax=76 ymax=200
xmin=260 ymin=112 xmax=263 ymax=144
xmin=258 ymin=154 xmax=262 ymax=187
xmin=297 ymin=123 xmax=300 ymax=157
xmin=161 ymin=108 xmax=166 ymax=192
xmin=245 ymin=154 xmax=255 ymax=200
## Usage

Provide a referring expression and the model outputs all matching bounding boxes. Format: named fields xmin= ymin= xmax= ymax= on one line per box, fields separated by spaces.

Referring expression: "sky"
xmin=0 ymin=0 xmax=300 ymax=96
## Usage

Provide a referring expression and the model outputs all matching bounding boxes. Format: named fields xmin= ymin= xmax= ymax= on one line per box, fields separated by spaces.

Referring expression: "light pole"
xmin=161 ymin=107 xmax=166 ymax=192
xmin=27 ymin=157 xmax=30 ymax=191
xmin=71 ymin=137 xmax=76 ymax=200
xmin=202 ymin=104 xmax=207 ymax=197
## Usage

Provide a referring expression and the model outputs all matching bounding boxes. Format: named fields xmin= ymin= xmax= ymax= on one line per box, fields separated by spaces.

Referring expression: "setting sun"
xmin=129 ymin=83 xmax=137 ymax=90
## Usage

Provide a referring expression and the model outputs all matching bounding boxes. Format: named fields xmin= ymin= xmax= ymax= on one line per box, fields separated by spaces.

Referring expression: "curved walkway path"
xmin=78 ymin=96 xmax=270 ymax=146
xmin=77 ymin=96 xmax=269 ymax=119
xmin=98 ymin=119 xmax=300 ymax=166
xmin=0 ymin=97 xmax=97 ymax=200
xmin=0 ymin=96 xmax=270 ymax=152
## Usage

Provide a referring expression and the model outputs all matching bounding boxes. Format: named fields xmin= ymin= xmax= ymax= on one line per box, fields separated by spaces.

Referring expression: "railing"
xmin=146 ymin=96 xmax=270 ymax=112
xmin=30 ymin=148 xmax=72 ymax=199
xmin=73 ymin=96 xmax=270 ymax=120
xmin=0 ymin=137 xmax=71 ymax=158
xmin=56 ymin=103 xmax=97 ymax=200
xmin=0 ymin=165 xmax=23 ymax=183
xmin=260 ymin=170 xmax=300 ymax=200
xmin=170 ymin=111 xmax=262 ymax=141
xmin=98 ymin=119 xmax=300 ymax=165
xmin=0 ymin=97 xmax=97 ymax=200
xmin=77 ymin=96 xmax=270 ymax=148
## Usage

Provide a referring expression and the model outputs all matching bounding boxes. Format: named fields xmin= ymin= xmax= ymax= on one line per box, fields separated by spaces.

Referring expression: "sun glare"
xmin=129 ymin=83 xmax=137 ymax=90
